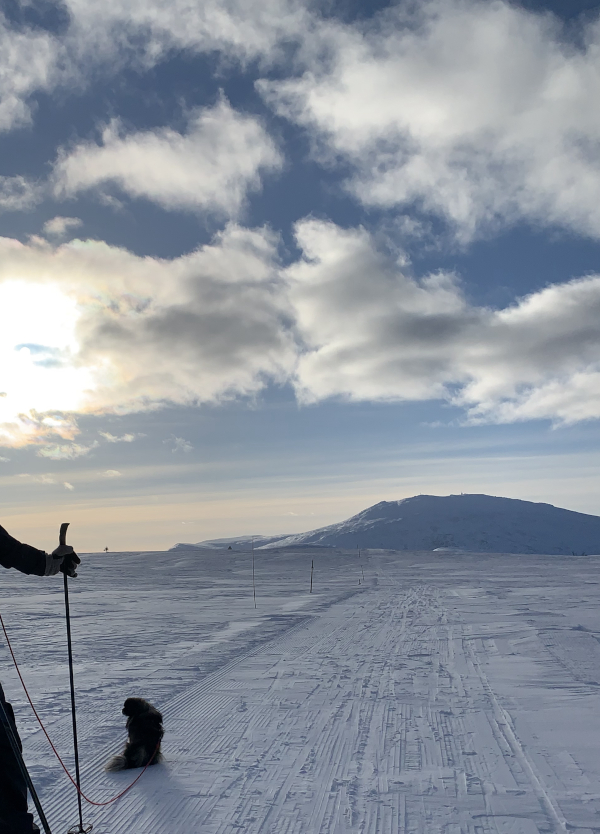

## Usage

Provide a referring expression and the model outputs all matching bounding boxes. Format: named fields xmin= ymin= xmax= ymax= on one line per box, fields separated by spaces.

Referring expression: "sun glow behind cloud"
xmin=0 ymin=227 xmax=295 ymax=448
xmin=0 ymin=280 xmax=93 ymax=445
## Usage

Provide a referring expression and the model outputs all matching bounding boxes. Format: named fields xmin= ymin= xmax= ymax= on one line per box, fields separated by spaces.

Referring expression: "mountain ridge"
xmin=171 ymin=494 xmax=600 ymax=555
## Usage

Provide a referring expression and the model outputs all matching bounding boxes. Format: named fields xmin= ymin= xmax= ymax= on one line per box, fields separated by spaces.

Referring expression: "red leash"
xmin=0 ymin=610 xmax=161 ymax=807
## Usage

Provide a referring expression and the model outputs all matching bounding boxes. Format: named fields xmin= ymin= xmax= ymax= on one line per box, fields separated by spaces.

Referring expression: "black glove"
xmin=60 ymin=550 xmax=81 ymax=578
xmin=44 ymin=545 xmax=81 ymax=578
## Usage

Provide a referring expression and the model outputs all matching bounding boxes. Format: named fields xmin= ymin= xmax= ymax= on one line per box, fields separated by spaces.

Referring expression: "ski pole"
xmin=0 ymin=694 xmax=52 ymax=833
xmin=61 ymin=523 xmax=91 ymax=834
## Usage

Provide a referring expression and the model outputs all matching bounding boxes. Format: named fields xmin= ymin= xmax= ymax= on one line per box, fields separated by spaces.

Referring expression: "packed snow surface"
xmin=177 ymin=493 xmax=600 ymax=554
xmin=3 ymin=546 xmax=600 ymax=832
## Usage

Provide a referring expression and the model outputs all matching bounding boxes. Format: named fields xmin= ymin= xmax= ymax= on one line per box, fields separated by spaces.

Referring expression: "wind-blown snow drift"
xmin=174 ymin=494 xmax=600 ymax=555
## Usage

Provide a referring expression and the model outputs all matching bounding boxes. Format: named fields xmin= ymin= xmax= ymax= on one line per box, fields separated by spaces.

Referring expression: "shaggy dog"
xmin=105 ymin=697 xmax=164 ymax=772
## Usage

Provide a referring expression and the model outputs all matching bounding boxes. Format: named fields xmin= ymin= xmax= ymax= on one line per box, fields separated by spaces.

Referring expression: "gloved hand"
xmin=44 ymin=545 xmax=81 ymax=578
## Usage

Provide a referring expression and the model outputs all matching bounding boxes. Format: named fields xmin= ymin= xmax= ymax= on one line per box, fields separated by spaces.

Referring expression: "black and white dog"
xmin=105 ymin=697 xmax=164 ymax=771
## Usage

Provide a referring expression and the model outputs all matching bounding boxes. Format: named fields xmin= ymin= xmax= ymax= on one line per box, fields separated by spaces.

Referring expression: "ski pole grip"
xmin=59 ymin=522 xmax=70 ymax=547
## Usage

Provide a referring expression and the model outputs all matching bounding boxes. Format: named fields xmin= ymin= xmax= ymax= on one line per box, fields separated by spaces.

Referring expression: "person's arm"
xmin=0 ymin=524 xmax=47 ymax=576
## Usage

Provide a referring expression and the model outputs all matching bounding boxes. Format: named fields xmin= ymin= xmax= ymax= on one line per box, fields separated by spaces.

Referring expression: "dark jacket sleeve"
xmin=0 ymin=524 xmax=47 ymax=576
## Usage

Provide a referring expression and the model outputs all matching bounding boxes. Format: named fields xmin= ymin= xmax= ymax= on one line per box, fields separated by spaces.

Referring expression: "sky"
xmin=1 ymin=0 xmax=600 ymax=552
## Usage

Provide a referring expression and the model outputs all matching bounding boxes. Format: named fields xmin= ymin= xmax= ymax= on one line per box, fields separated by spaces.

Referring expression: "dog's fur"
xmin=105 ymin=697 xmax=164 ymax=772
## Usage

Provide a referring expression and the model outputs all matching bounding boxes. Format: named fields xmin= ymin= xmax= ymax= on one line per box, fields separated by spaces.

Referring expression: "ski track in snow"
xmin=3 ymin=548 xmax=600 ymax=832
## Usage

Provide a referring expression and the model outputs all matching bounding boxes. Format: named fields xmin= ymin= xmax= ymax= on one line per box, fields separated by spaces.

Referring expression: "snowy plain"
xmin=2 ymin=547 xmax=600 ymax=833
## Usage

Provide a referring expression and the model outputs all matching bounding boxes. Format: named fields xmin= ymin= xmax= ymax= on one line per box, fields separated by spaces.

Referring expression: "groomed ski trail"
xmin=38 ymin=581 xmax=574 ymax=834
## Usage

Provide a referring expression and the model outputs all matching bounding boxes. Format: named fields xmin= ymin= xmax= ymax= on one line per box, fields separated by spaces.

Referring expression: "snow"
xmin=3 ymin=546 xmax=600 ymax=832
xmin=172 ymin=535 xmax=285 ymax=551
xmin=178 ymin=494 xmax=600 ymax=555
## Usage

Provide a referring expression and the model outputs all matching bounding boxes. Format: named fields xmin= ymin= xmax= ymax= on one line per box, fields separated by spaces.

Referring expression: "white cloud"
xmin=53 ymin=100 xmax=282 ymax=216
xmin=0 ymin=15 xmax=59 ymax=132
xmin=63 ymin=0 xmax=310 ymax=67
xmin=289 ymin=220 xmax=471 ymax=403
xmin=3 ymin=216 xmax=600 ymax=439
xmin=0 ymin=1 xmax=314 ymax=139
xmin=167 ymin=436 xmax=193 ymax=454
xmin=43 ymin=216 xmax=83 ymax=238
xmin=37 ymin=441 xmax=99 ymax=459
xmin=0 ymin=176 xmax=43 ymax=212
xmin=98 ymin=431 xmax=141 ymax=442
xmin=18 ymin=473 xmax=76 ymax=490
xmin=261 ymin=0 xmax=600 ymax=242
xmin=289 ymin=219 xmax=600 ymax=425
xmin=19 ymin=473 xmax=56 ymax=485
xmin=0 ymin=224 xmax=295 ymax=447
xmin=103 ymin=469 xmax=122 ymax=478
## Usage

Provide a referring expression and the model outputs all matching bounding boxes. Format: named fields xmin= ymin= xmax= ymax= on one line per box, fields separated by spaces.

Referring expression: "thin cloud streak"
xmin=36 ymin=441 xmax=99 ymax=459
xmin=98 ymin=432 xmax=142 ymax=442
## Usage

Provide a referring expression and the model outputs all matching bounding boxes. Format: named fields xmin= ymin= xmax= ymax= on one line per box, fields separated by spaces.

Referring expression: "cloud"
xmin=63 ymin=0 xmax=310 ymax=68
xmin=0 ymin=14 xmax=59 ymax=132
xmin=25 ymin=474 xmax=57 ymax=485
xmin=36 ymin=441 xmax=99 ymax=459
xmin=260 ymin=0 xmax=600 ymax=242
xmin=0 ymin=0 xmax=314 ymax=140
xmin=98 ymin=431 xmax=142 ymax=442
xmin=0 ymin=455 xmax=9 ymax=462
xmin=3 ymin=216 xmax=600 ymax=438
xmin=43 ymin=216 xmax=83 ymax=237
xmin=0 ymin=224 xmax=295 ymax=446
xmin=0 ymin=176 xmax=44 ymax=212
xmin=289 ymin=220 xmax=471 ymax=403
xmin=103 ymin=469 xmax=122 ymax=478
xmin=53 ymin=99 xmax=282 ymax=216
xmin=19 ymin=473 xmax=75 ymax=490
xmin=0 ymin=412 xmax=80 ymax=449
xmin=289 ymin=219 xmax=600 ymax=425
xmin=167 ymin=436 xmax=193 ymax=454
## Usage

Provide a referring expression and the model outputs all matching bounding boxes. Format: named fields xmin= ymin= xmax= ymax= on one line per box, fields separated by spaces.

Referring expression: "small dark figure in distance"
xmin=105 ymin=697 xmax=164 ymax=772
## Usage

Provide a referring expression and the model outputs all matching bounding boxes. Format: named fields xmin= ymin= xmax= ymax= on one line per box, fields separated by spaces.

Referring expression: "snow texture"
xmin=178 ymin=494 xmax=600 ymax=555
xmin=3 ymin=545 xmax=600 ymax=832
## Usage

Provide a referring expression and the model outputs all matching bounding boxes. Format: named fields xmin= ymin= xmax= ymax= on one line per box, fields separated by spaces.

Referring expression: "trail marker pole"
xmin=310 ymin=559 xmax=313 ymax=594
xmin=251 ymin=537 xmax=257 ymax=609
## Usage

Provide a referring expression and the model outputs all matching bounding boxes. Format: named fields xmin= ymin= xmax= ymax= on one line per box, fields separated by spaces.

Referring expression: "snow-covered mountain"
xmin=172 ymin=494 xmax=600 ymax=555
xmin=172 ymin=534 xmax=284 ymax=551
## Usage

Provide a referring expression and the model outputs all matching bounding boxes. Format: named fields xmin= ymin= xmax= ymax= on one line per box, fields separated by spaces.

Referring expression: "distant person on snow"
xmin=0 ymin=523 xmax=80 ymax=834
